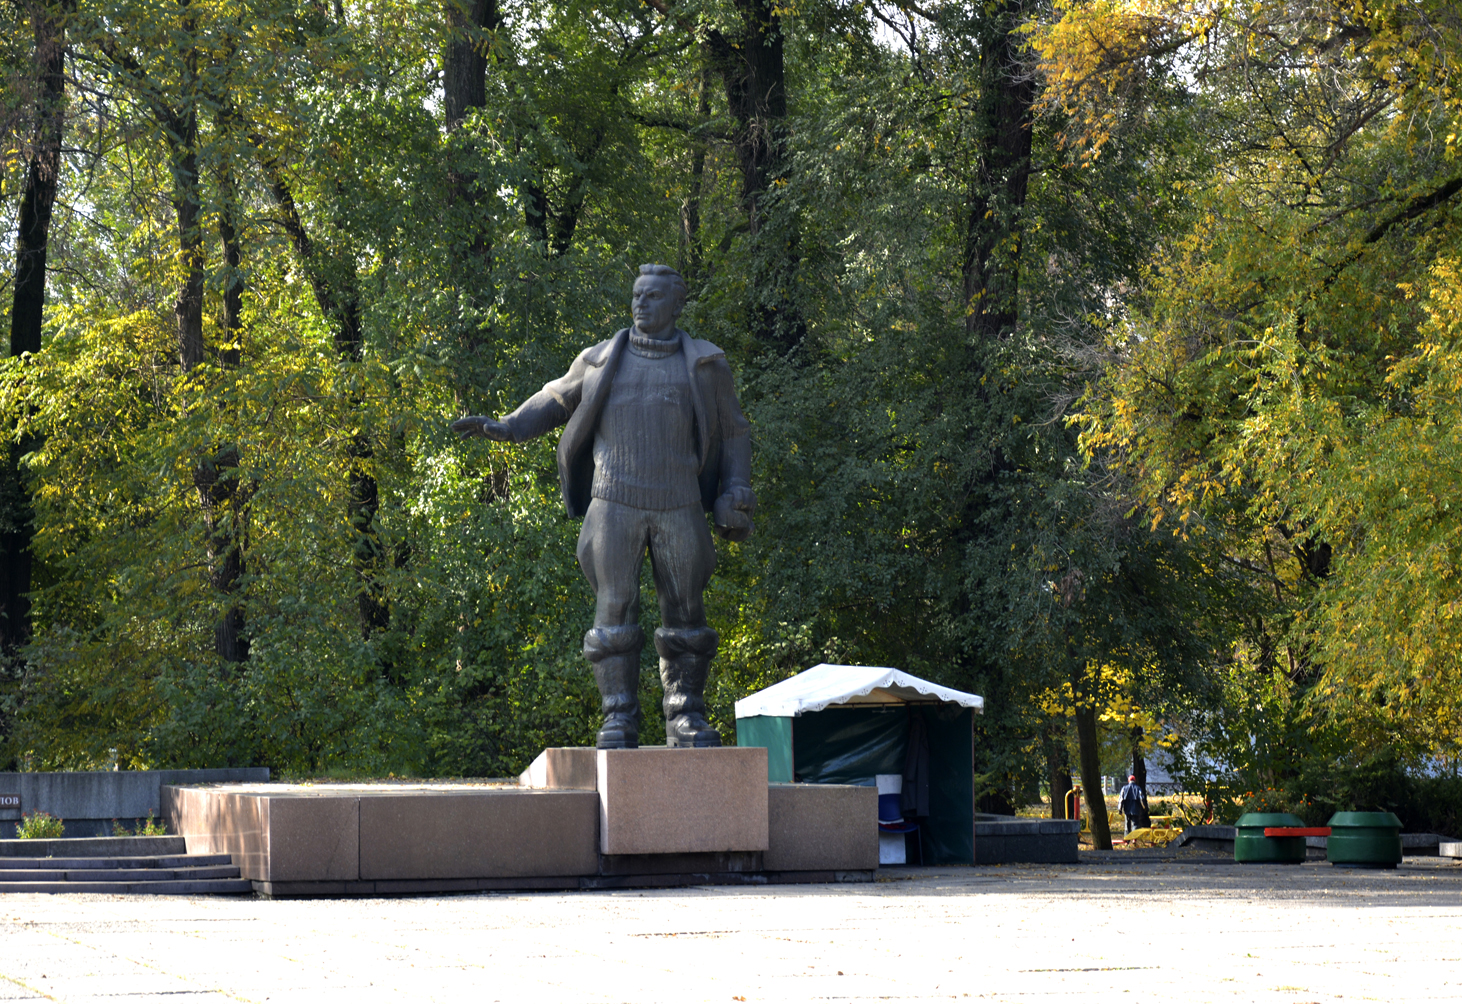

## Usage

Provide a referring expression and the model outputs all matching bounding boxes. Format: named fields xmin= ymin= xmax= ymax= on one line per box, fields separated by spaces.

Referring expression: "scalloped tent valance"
xmin=733 ymin=664 xmax=984 ymax=719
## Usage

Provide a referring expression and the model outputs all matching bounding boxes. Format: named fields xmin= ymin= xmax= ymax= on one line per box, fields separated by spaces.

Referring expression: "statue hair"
xmin=638 ymin=263 xmax=688 ymax=310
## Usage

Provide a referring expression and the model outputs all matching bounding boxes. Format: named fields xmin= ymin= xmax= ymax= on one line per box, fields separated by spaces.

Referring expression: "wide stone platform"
xmin=164 ymin=747 xmax=877 ymax=896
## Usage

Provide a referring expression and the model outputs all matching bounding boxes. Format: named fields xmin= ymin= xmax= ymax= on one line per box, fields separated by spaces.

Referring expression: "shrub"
xmin=1220 ymin=753 xmax=1462 ymax=834
xmin=15 ymin=811 xmax=65 ymax=839
xmin=111 ymin=811 xmax=167 ymax=837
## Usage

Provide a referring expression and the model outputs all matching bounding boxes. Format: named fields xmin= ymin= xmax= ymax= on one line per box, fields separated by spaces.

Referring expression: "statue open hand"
xmin=451 ymin=416 xmax=511 ymax=441
xmin=713 ymin=485 xmax=756 ymax=542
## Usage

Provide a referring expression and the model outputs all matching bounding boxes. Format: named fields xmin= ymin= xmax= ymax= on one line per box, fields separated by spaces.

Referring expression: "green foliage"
xmin=1229 ymin=754 xmax=1462 ymax=835
xmin=113 ymin=810 xmax=166 ymax=836
xmin=2 ymin=0 xmax=1453 ymax=812
xmin=15 ymin=811 xmax=64 ymax=839
xmin=1053 ymin=0 xmax=1462 ymax=810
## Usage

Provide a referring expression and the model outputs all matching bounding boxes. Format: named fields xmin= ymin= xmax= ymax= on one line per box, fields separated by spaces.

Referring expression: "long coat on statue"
xmin=502 ymin=327 xmax=752 ymax=519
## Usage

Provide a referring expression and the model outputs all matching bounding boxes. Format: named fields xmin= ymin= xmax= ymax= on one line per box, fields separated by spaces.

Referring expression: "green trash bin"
xmin=1327 ymin=811 xmax=1403 ymax=869
xmin=1234 ymin=812 xmax=1308 ymax=864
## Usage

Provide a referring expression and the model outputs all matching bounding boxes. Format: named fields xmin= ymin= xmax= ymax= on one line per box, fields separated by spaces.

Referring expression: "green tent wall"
xmin=737 ymin=703 xmax=976 ymax=865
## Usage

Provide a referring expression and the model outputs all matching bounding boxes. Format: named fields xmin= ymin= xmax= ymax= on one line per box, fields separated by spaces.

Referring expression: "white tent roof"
xmin=734 ymin=664 xmax=984 ymax=719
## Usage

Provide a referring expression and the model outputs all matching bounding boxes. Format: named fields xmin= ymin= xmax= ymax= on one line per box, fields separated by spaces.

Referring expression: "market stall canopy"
xmin=734 ymin=664 xmax=984 ymax=719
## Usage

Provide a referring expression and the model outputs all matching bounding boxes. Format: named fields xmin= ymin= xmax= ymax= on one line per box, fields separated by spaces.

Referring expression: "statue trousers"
xmin=576 ymin=498 xmax=716 ymax=631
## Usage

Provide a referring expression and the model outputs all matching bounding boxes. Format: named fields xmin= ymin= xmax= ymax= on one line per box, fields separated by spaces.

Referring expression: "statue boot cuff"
xmin=586 ymin=625 xmax=644 ymax=749
xmin=584 ymin=624 xmax=645 ymax=660
xmin=655 ymin=626 xmax=721 ymax=748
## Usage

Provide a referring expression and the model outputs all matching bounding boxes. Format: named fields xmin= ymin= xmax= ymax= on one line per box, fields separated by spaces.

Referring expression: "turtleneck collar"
xmin=629 ymin=328 xmax=681 ymax=358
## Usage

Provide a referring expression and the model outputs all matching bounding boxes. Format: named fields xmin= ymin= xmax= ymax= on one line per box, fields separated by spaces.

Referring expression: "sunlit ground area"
xmin=3 ymin=855 xmax=1459 ymax=1003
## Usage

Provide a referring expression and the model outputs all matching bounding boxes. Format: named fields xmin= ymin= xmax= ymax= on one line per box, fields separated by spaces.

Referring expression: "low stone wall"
xmin=974 ymin=816 xmax=1081 ymax=864
xmin=1 ymin=769 xmax=270 ymax=838
xmin=1168 ymin=824 xmax=1237 ymax=854
xmin=1169 ymin=826 xmax=1455 ymax=859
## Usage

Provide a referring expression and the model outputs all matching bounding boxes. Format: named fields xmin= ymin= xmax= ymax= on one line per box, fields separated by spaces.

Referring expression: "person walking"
xmin=1118 ymin=774 xmax=1146 ymax=834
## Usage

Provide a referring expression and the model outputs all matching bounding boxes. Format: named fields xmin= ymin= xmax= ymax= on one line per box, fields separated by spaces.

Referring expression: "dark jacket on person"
xmin=500 ymin=328 xmax=752 ymax=520
xmin=1118 ymin=781 xmax=1145 ymax=816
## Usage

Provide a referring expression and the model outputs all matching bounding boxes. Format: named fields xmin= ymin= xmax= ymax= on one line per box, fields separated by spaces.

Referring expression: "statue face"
xmin=631 ymin=274 xmax=681 ymax=338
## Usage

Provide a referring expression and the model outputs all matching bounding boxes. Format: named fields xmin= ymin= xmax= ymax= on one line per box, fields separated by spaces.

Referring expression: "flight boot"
xmin=655 ymin=626 xmax=722 ymax=748
xmin=584 ymin=625 xmax=644 ymax=749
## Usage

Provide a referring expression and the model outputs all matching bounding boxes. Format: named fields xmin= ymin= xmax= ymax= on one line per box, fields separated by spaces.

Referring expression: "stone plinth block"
xmin=359 ymin=791 xmax=598 ymax=880
xmin=518 ymin=748 xmax=599 ymax=790
xmin=163 ymin=785 xmax=270 ymax=880
xmin=765 ymin=783 xmax=877 ymax=872
xmin=164 ymin=785 xmax=357 ymax=882
xmin=597 ymin=747 xmax=768 ymax=856
xmin=266 ymin=796 xmax=360 ymax=881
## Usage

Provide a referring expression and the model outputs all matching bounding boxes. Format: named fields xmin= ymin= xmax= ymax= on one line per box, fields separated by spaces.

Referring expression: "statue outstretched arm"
xmin=452 ymin=389 xmax=570 ymax=443
xmin=452 ymin=376 xmax=578 ymax=446
xmin=454 ymin=345 xmax=596 ymax=443
xmin=503 ymin=390 xmax=572 ymax=441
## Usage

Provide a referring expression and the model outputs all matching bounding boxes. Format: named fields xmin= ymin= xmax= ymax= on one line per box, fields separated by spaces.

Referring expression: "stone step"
xmin=0 ymin=835 xmax=188 ymax=858
xmin=0 ymin=854 xmax=233 ymax=870
xmin=0 ymin=878 xmax=253 ymax=895
xmin=0 ymin=865 xmax=240 ymax=882
xmin=0 ymin=851 xmax=248 ymax=895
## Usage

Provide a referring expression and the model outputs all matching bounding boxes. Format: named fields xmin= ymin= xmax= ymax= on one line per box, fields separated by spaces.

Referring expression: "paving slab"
xmin=0 ymin=854 xmax=1459 ymax=1002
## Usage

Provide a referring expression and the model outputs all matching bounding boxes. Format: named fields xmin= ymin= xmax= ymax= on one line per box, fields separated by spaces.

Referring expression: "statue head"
xmin=632 ymin=264 xmax=687 ymax=338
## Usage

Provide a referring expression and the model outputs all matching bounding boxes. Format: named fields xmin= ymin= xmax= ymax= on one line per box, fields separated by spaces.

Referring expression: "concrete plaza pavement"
xmin=2 ymin=852 xmax=1459 ymax=1003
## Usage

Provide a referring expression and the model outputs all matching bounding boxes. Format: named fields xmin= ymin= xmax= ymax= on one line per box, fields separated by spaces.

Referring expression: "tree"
xmin=2 ymin=0 xmax=69 ymax=664
xmin=1052 ymin=0 xmax=1462 ymax=788
xmin=0 ymin=0 xmax=1409 ymax=804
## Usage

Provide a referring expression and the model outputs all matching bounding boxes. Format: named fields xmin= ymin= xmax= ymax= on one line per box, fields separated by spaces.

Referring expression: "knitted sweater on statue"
xmin=589 ymin=330 xmax=701 ymax=511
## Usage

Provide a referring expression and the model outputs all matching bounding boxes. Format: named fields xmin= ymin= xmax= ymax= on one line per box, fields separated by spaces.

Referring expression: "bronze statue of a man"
xmin=453 ymin=264 xmax=756 ymax=749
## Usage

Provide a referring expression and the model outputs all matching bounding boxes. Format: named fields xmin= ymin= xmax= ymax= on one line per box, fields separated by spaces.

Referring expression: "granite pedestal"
xmin=166 ymin=748 xmax=876 ymax=896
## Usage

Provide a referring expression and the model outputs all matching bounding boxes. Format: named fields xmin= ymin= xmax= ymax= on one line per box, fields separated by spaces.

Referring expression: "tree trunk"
xmin=962 ymin=0 xmax=1036 ymax=342
xmin=2 ymin=0 xmax=68 ymax=658
xmin=173 ymin=143 xmax=205 ymax=371
xmin=1073 ymin=688 xmax=1112 ymax=850
xmin=1044 ymin=720 xmax=1072 ymax=820
xmin=713 ymin=0 xmax=785 ymax=229
xmin=326 ymin=275 xmax=388 ymax=637
xmin=443 ymin=0 xmax=500 ymax=131
xmin=443 ymin=0 xmax=502 ymax=411
xmin=252 ymin=145 xmax=387 ymax=637
xmin=707 ymin=2 xmax=805 ymax=354
xmin=195 ymin=444 xmax=250 ymax=663
xmin=170 ymin=1 xmax=205 ymax=370
xmin=197 ymin=159 xmax=250 ymax=665
xmin=522 ymin=179 xmax=550 ymax=250
xmin=10 ymin=0 xmax=66 ymax=360
xmin=1131 ymin=724 xmax=1151 ymax=828
xmin=217 ymin=169 xmax=243 ymax=366
xmin=326 ymin=285 xmax=387 ymax=636
xmin=679 ymin=71 xmax=709 ymax=284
